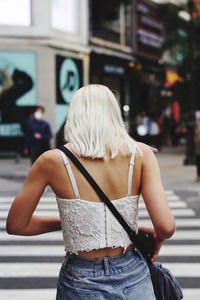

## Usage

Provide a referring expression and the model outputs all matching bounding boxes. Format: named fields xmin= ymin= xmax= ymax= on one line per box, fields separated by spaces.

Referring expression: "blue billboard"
xmin=0 ymin=51 xmax=37 ymax=154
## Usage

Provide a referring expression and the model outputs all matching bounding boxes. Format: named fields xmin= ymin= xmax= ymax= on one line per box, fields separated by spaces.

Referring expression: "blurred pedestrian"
xmin=136 ymin=110 xmax=151 ymax=144
xmin=7 ymin=85 xmax=175 ymax=299
xmin=24 ymin=106 xmax=52 ymax=164
xmin=149 ymin=117 xmax=161 ymax=150
xmin=194 ymin=116 xmax=200 ymax=182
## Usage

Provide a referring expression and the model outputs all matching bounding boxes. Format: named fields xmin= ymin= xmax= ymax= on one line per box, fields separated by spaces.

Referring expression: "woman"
xmin=7 ymin=84 xmax=175 ymax=299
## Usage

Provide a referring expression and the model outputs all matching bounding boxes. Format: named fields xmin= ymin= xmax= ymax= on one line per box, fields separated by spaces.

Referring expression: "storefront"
xmin=136 ymin=56 xmax=164 ymax=116
xmin=89 ymin=52 xmax=140 ymax=122
xmin=133 ymin=0 xmax=165 ymax=117
xmin=0 ymin=47 xmax=85 ymax=156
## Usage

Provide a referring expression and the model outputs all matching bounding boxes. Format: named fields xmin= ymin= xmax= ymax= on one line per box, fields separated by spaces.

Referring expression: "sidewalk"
xmin=157 ymin=148 xmax=200 ymax=195
xmin=0 ymin=158 xmax=30 ymax=179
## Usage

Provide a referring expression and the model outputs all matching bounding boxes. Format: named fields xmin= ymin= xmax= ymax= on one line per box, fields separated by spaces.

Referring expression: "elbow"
xmin=6 ymin=221 xmax=22 ymax=235
xmin=6 ymin=222 xmax=17 ymax=235
xmin=156 ymin=219 xmax=176 ymax=240
xmin=6 ymin=225 xmax=15 ymax=235
xmin=158 ymin=227 xmax=175 ymax=240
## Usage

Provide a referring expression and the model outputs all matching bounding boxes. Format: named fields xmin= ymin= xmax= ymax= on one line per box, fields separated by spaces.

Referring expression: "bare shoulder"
xmin=33 ymin=149 xmax=63 ymax=172
xmin=136 ymin=142 xmax=155 ymax=159
xmin=136 ymin=143 xmax=161 ymax=179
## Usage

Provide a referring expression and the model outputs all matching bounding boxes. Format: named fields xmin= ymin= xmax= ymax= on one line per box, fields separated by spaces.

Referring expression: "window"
xmin=51 ymin=0 xmax=80 ymax=34
xmin=90 ymin=0 xmax=133 ymax=46
xmin=0 ymin=0 xmax=31 ymax=26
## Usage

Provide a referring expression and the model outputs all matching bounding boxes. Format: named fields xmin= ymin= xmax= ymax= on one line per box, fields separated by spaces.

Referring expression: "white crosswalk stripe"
xmin=139 ymin=217 xmax=200 ymax=227
xmin=0 ymin=263 xmax=60 ymax=278
xmin=0 ymin=288 xmax=199 ymax=300
xmin=163 ymin=264 xmax=200 ymax=277
xmin=0 ymin=289 xmax=57 ymax=300
xmin=0 ymin=230 xmax=63 ymax=241
xmin=0 ymin=245 xmax=64 ymax=256
xmin=0 ymin=211 xmax=59 ymax=217
xmin=0 ymin=190 xmax=200 ymax=300
xmin=160 ymin=245 xmax=200 ymax=256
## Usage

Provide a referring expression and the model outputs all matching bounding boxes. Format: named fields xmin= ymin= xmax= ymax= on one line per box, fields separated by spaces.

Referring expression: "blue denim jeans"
xmin=56 ymin=246 xmax=156 ymax=300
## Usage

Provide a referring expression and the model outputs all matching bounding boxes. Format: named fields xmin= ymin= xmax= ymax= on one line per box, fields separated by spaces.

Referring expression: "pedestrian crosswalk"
xmin=0 ymin=191 xmax=200 ymax=300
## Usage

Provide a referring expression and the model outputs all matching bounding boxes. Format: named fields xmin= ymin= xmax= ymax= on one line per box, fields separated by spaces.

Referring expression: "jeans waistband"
xmin=62 ymin=245 xmax=143 ymax=269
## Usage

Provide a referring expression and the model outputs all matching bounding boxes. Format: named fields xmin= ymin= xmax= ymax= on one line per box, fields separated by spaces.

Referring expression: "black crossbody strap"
xmin=59 ymin=145 xmax=137 ymax=241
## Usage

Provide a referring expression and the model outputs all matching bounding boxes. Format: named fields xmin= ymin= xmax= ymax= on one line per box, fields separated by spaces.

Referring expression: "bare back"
xmin=50 ymin=145 xmax=142 ymax=203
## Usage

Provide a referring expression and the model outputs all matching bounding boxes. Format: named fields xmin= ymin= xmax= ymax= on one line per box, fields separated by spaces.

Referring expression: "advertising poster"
xmin=56 ymin=55 xmax=83 ymax=145
xmin=0 ymin=51 xmax=37 ymax=154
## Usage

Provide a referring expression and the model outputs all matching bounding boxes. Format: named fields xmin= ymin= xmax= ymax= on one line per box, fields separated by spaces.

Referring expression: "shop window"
xmin=90 ymin=0 xmax=133 ymax=46
xmin=51 ymin=0 xmax=80 ymax=34
xmin=0 ymin=0 xmax=31 ymax=26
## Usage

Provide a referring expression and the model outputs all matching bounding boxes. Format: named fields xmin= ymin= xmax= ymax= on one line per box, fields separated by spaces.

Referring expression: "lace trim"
xmin=67 ymin=242 xmax=132 ymax=256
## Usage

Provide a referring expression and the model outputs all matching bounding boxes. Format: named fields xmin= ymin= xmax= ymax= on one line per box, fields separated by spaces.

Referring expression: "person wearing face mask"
xmin=24 ymin=106 xmax=53 ymax=164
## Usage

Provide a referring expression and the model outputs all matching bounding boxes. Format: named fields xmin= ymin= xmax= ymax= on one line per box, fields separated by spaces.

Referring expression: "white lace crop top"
xmin=56 ymin=150 xmax=139 ymax=255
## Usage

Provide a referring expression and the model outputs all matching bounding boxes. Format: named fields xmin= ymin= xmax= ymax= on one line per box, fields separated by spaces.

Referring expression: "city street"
xmin=0 ymin=147 xmax=200 ymax=300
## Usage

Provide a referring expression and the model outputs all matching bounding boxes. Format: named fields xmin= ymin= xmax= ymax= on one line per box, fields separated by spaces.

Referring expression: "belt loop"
xmin=62 ymin=253 xmax=69 ymax=268
xmin=103 ymin=257 xmax=110 ymax=276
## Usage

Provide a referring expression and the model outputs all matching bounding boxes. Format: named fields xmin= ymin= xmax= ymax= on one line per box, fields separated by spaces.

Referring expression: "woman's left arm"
xmin=6 ymin=152 xmax=61 ymax=235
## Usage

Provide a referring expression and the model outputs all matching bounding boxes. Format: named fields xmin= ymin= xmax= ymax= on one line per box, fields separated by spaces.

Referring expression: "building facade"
xmin=0 ymin=0 xmax=176 ymax=156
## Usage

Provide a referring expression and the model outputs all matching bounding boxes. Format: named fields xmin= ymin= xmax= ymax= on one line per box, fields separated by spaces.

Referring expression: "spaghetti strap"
xmin=127 ymin=153 xmax=135 ymax=196
xmin=59 ymin=150 xmax=80 ymax=199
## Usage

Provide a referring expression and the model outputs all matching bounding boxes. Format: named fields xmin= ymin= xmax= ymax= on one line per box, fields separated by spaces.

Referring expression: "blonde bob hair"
xmin=65 ymin=84 xmax=140 ymax=159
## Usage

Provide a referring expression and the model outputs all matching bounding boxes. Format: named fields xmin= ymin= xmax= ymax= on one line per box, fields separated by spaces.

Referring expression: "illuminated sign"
xmin=137 ymin=29 xmax=163 ymax=48
xmin=136 ymin=3 xmax=149 ymax=14
xmin=140 ymin=16 xmax=162 ymax=31
xmin=0 ymin=124 xmax=23 ymax=136
xmin=104 ymin=64 xmax=125 ymax=75
xmin=165 ymin=70 xmax=181 ymax=87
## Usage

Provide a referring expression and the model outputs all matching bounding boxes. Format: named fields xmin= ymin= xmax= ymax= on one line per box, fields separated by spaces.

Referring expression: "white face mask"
xmin=34 ymin=111 xmax=43 ymax=120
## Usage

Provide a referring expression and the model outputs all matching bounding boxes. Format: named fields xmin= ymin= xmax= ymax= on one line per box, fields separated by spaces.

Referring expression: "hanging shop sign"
xmin=137 ymin=29 xmax=163 ymax=49
xmin=140 ymin=16 xmax=162 ymax=31
xmin=165 ymin=70 xmax=181 ymax=87
xmin=136 ymin=3 xmax=149 ymax=15
xmin=104 ymin=64 xmax=125 ymax=75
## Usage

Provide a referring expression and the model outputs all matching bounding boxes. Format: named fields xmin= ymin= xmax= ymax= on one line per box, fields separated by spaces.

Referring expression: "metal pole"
xmin=188 ymin=0 xmax=196 ymax=113
xmin=183 ymin=0 xmax=196 ymax=164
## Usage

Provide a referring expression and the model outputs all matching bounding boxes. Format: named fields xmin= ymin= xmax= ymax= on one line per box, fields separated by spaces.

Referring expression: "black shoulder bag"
xmin=59 ymin=146 xmax=183 ymax=300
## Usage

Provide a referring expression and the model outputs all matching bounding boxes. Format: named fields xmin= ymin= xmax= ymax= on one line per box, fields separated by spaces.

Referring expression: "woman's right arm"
xmin=6 ymin=151 xmax=61 ymax=236
xmin=139 ymin=144 xmax=175 ymax=260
